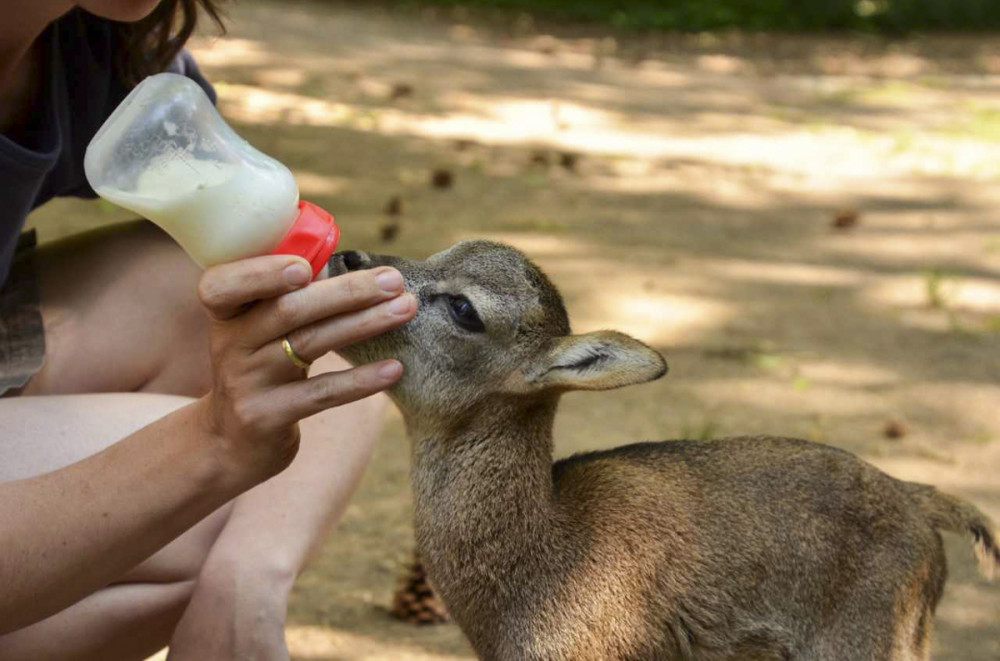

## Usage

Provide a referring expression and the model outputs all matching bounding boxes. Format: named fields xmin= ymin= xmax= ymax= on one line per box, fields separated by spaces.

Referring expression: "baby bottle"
xmin=84 ymin=73 xmax=339 ymax=277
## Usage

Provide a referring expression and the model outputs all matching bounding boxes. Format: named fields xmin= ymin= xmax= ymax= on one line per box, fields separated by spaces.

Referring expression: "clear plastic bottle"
xmin=85 ymin=73 xmax=338 ymax=277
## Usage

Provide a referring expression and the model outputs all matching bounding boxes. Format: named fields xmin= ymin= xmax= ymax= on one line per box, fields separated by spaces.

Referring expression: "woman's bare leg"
xmin=4 ymin=220 xmax=390 ymax=656
xmin=0 ymin=394 xmax=233 ymax=660
xmin=23 ymin=219 xmax=212 ymax=397
xmin=0 ymin=581 xmax=195 ymax=661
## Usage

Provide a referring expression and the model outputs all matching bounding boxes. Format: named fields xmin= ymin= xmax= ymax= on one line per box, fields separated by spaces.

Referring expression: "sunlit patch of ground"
xmin=284 ymin=626 xmax=471 ymax=660
xmin=29 ymin=1 xmax=1000 ymax=659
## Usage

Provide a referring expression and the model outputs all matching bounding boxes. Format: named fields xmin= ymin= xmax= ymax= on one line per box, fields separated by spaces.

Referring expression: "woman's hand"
xmin=194 ymin=254 xmax=415 ymax=485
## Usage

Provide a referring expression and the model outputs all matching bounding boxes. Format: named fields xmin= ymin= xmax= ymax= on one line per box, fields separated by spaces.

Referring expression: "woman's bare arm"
xmin=0 ymin=254 xmax=414 ymax=635
xmin=0 ymin=399 xmax=241 ymax=634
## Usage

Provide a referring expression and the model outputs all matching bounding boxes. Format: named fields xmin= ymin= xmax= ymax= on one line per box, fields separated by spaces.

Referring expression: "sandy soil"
xmin=30 ymin=1 xmax=1000 ymax=658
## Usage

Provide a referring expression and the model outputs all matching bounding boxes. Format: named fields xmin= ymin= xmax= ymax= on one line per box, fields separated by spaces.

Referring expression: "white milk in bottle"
xmin=85 ymin=73 xmax=337 ymax=275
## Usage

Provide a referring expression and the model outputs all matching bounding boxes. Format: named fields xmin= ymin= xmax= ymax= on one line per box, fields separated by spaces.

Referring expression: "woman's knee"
xmin=0 ymin=393 xmax=196 ymax=482
xmin=111 ymin=221 xmax=212 ymax=396
xmin=27 ymin=220 xmax=212 ymax=397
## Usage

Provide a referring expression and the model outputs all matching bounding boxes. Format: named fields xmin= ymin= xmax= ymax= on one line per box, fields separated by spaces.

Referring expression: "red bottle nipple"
xmin=271 ymin=201 xmax=340 ymax=278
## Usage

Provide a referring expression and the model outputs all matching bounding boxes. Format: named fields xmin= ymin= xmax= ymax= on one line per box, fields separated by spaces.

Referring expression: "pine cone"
xmin=390 ymin=556 xmax=450 ymax=625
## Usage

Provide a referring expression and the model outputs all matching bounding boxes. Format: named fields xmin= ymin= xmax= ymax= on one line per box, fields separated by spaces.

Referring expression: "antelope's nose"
xmin=330 ymin=250 xmax=372 ymax=275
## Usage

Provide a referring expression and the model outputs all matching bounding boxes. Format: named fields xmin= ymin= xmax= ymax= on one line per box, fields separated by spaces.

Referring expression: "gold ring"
xmin=282 ymin=335 xmax=311 ymax=370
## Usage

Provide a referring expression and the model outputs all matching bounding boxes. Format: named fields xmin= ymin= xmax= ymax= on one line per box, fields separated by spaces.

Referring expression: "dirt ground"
xmin=30 ymin=1 xmax=1000 ymax=658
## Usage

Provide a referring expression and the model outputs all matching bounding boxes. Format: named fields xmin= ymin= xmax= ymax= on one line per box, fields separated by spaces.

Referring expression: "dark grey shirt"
xmin=0 ymin=9 xmax=215 ymax=286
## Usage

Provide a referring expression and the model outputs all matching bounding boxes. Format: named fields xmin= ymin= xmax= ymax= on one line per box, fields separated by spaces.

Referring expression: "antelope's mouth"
xmin=328 ymin=253 xmax=349 ymax=277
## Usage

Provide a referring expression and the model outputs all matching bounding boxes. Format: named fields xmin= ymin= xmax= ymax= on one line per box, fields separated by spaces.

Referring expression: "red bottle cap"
xmin=271 ymin=200 xmax=340 ymax=278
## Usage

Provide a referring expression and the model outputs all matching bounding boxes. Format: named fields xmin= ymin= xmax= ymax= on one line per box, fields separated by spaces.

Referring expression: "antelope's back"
xmin=549 ymin=436 xmax=948 ymax=656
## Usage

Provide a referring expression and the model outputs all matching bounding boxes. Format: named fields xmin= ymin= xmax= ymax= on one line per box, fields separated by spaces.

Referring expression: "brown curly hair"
xmin=116 ymin=0 xmax=227 ymax=85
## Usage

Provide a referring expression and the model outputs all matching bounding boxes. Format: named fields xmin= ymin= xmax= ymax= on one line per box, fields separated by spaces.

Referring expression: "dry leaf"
xmin=380 ymin=223 xmax=400 ymax=243
xmin=385 ymin=195 xmax=404 ymax=216
xmin=431 ymin=169 xmax=454 ymax=189
xmin=832 ymin=208 xmax=860 ymax=230
xmin=883 ymin=421 xmax=907 ymax=440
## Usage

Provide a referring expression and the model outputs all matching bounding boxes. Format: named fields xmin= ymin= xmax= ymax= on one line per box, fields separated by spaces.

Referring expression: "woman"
xmin=0 ymin=1 xmax=416 ymax=658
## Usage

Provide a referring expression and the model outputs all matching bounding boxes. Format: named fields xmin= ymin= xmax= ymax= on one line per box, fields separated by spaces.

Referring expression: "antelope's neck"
xmin=408 ymin=398 xmax=563 ymax=608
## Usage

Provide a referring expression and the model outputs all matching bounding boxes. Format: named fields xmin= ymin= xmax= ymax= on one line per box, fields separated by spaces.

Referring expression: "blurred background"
xmin=30 ymin=0 xmax=1000 ymax=658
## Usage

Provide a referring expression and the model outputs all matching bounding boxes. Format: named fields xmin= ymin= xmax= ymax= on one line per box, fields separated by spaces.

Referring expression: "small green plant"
xmin=947 ymin=102 xmax=1000 ymax=142
xmin=858 ymin=80 xmax=915 ymax=105
xmin=923 ymin=268 xmax=952 ymax=309
xmin=812 ymin=288 xmax=837 ymax=304
xmin=818 ymin=88 xmax=858 ymax=108
xmin=916 ymin=76 xmax=951 ymax=91
xmin=968 ymin=105 xmax=1000 ymax=142
xmin=791 ymin=375 xmax=812 ymax=391
xmin=523 ymin=171 xmax=549 ymax=187
xmin=806 ymin=414 xmax=828 ymax=443
xmin=680 ymin=418 xmax=718 ymax=442
xmin=967 ymin=429 xmax=995 ymax=445
xmin=298 ymin=76 xmax=328 ymax=99
xmin=945 ymin=310 xmax=967 ymax=335
xmin=753 ymin=352 xmax=786 ymax=371
xmin=891 ymin=128 xmax=916 ymax=154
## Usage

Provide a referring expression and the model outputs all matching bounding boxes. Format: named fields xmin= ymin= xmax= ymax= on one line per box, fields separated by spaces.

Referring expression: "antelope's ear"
xmin=514 ymin=331 xmax=667 ymax=393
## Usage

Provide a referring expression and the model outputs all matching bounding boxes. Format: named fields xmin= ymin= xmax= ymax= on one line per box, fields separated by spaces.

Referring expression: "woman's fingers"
xmin=237 ymin=267 xmax=406 ymax=349
xmin=199 ymin=255 xmax=312 ymax=321
xmin=197 ymin=254 xmax=411 ymax=481
xmin=274 ymin=293 xmax=416 ymax=367
xmin=264 ymin=360 xmax=403 ymax=427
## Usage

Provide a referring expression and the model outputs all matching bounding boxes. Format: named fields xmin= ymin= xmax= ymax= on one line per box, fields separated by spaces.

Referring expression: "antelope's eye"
xmin=447 ymin=295 xmax=485 ymax=333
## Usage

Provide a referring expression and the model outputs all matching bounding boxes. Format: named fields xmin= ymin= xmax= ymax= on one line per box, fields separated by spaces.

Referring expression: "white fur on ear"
xmin=527 ymin=331 xmax=667 ymax=392
xmin=550 ymin=342 xmax=608 ymax=371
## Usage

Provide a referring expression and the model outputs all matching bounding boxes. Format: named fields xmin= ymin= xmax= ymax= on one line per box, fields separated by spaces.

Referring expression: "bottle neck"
xmin=270 ymin=200 xmax=339 ymax=279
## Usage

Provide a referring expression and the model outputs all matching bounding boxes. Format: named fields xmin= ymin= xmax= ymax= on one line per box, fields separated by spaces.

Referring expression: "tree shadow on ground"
xmin=29 ymin=2 xmax=1000 ymax=658
xmin=213 ymin=116 xmax=999 ymax=659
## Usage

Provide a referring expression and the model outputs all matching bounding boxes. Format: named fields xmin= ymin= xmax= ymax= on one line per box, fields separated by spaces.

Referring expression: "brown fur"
xmin=331 ymin=241 xmax=998 ymax=661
